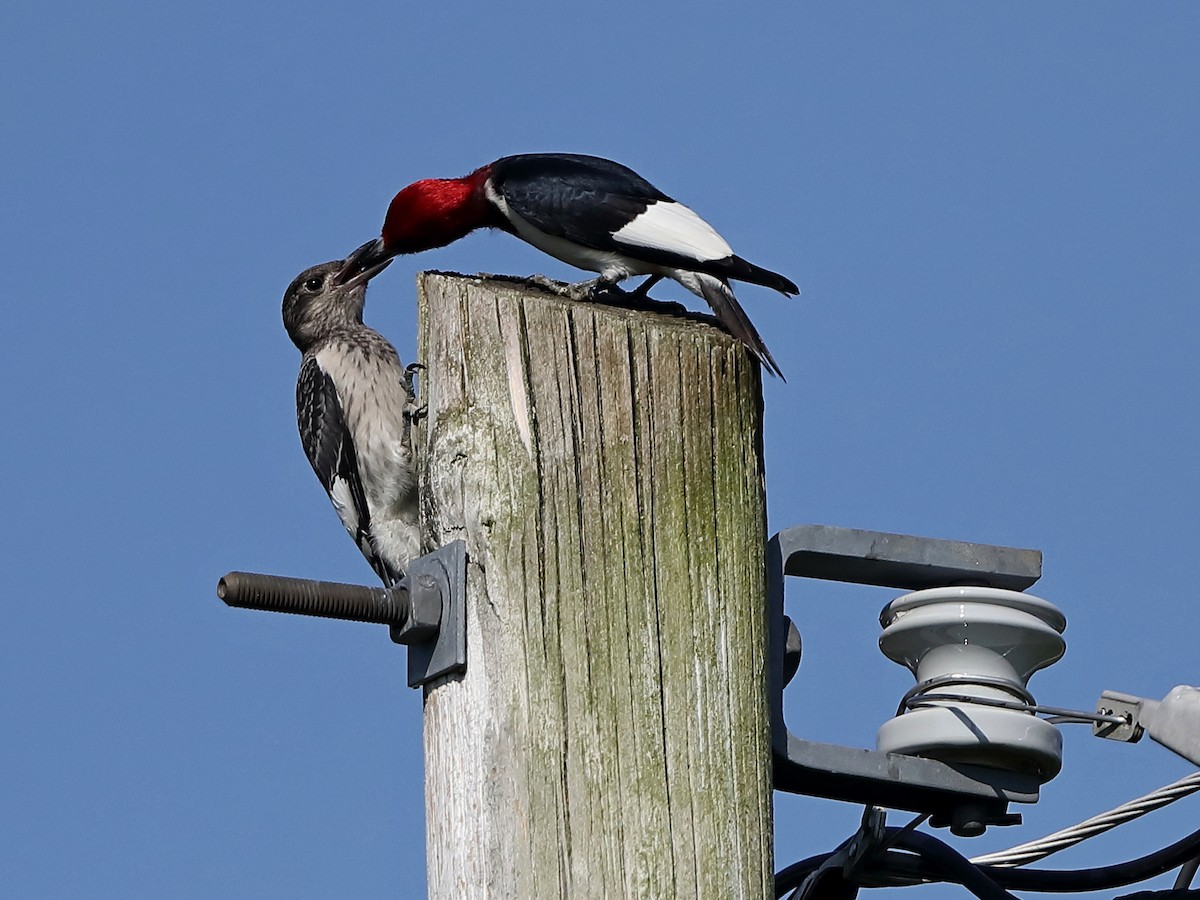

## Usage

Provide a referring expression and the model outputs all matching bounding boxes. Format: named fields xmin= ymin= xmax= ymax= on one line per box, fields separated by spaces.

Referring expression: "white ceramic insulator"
xmin=876 ymin=586 xmax=1067 ymax=782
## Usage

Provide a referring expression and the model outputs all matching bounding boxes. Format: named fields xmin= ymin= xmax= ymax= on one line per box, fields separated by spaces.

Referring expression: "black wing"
xmin=491 ymin=153 xmax=679 ymax=250
xmin=492 ymin=154 xmax=796 ymax=289
xmin=296 ymin=356 xmax=397 ymax=585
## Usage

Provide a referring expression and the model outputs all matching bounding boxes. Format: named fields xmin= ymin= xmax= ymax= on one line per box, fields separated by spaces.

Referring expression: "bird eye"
xmin=304 ymin=276 xmax=324 ymax=291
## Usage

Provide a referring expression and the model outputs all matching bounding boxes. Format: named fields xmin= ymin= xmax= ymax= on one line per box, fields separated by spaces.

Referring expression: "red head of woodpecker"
xmin=336 ymin=153 xmax=798 ymax=378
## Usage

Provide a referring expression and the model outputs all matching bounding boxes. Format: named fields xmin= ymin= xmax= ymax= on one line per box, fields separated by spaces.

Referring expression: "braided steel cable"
xmin=970 ymin=772 xmax=1200 ymax=868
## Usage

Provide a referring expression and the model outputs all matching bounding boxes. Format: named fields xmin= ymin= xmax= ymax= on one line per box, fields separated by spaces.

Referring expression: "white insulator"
xmin=876 ymin=586 xmax=1067 ymax=782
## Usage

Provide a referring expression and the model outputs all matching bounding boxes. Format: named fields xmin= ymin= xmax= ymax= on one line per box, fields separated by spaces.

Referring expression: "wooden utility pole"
xmin=416 ymin=273 xmax=772 ymax=899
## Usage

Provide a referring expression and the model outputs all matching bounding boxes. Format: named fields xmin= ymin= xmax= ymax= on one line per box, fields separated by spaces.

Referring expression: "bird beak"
xmin=336 ymin=238 xmax=394 ymax=288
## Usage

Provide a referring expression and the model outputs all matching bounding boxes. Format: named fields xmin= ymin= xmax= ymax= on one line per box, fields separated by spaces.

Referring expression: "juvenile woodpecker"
xmin=282 ymin=259 xmax=422 ymax=586
xmin=336 ymin=153 xmax=797 ymax=378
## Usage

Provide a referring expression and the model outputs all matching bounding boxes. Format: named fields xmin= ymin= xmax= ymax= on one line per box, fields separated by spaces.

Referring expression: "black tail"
xmin=694 ymin=273 xmax=785 ymax=380
xmin=720 ymin=255 xmax=799 ymax=296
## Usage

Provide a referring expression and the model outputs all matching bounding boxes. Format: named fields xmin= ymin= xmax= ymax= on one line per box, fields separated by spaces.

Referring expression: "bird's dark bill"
xmin=336 ymin=238 xmax=392 ymax=288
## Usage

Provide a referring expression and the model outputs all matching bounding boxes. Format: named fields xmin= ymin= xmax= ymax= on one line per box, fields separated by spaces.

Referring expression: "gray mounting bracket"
xmin=217 ymin=539 xmax=468 ymax=689
xmin=393 ymin=540 xmax=468 ymax=688
xmin=769 ymin=524 xmax=1044 ymax=835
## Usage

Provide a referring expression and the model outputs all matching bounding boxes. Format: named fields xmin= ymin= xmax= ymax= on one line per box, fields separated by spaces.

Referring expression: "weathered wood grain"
xmin=417 ymin=274 xmax=771 ymax=900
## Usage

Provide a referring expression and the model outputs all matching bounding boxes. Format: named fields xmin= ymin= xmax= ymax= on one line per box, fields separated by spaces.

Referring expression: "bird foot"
xmin=522 ymin=274 xmax=621 ymax=302
xmin=566 ymin=277 xmax=621 ymax=301
xmin=403 ymin=362 xmax=428 ymax=423
xmin=521 ymin=274 xmax=571 ymax=296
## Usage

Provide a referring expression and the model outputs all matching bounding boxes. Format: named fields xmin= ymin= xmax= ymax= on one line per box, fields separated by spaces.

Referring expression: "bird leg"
xmin=628 ymin=275 xmax=663 ymax=299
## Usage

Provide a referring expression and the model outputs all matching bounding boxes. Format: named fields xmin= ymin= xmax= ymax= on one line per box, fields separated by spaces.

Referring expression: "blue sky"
xmin=3 ymin=2 xmax=1199 ymax=897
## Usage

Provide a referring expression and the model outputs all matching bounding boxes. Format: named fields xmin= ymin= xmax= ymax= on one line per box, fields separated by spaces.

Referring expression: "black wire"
xmin=875 ymin=813 xmax=931 ymax=856
xmin=886 ymin=830 xmax=1017 ymax=900
xmin=1174 ymin=854 xmax=1200 ymax=890
xmin=877 ymin=823 xmax=1200 ymax=892
xmin=785 ymin=863 xmax=862 ymax=900
xmin=774 ymin=830 xmax=1017 ymax=900
xmin=775 ymin=851 xmax=836 ymax=898
xmin=779 ymin=821 xmax=1200 ymax=897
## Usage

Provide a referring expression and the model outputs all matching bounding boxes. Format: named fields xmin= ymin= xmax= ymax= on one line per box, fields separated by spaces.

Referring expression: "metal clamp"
xmin=769 ymin=524 xmax=1044 ymax=835
xmin=217 ymin=540 xmax=467 ymax=688
xmin=1095 ymin=686 xmax=1200 ymax=767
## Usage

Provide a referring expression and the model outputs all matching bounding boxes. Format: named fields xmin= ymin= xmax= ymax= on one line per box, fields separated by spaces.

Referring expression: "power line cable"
xmin=880 ymin=822 xmax=1200 ymax=892
xmin=971 ymin=773 xmax=1200 ymax=868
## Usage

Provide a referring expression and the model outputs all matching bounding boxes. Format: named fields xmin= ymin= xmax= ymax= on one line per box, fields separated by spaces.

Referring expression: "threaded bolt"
xmin=217 ymin=571 xmax=410 ymax=627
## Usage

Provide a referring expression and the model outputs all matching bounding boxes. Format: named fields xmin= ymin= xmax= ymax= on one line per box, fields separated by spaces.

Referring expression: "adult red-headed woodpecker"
xmin=336 ymin=153 xmax=798 ymax=378
xmin=283 ymin=258 xmax=423 ymax=586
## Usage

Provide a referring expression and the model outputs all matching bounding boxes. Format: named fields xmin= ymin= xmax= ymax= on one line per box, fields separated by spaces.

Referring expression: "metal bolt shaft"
xmin=217 ymin=571 xmax=410 ymax=627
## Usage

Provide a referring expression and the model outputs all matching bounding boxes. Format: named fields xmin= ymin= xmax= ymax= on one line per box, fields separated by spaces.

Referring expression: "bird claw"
xmin=523 ymin=274 xmax=624 ymax=302
xmin=403 ymin=363 xmax=428 ymax=423
xmin=522 ymin=274 xmax=570 ymax=295
xmin=564 ymin=277 xmax=618 ymax=302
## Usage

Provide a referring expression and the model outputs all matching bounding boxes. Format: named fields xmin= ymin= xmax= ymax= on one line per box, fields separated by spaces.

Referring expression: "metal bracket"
xmin=1096 ymin=686 xmax=1200 ymax=767
xmin=393 ymin=540 xmax=468 ymax=688
xmin=217 ymin=539 xmax=468 ymax=689
xmin=769 ymin=524 xmax=1044 ymax=834
xmin=1094 ymin=691 xmax=1146 ymax=742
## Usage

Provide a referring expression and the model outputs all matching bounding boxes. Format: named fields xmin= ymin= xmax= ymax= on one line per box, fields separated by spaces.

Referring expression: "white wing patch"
xmin=611 ymin=200 xmax=733 ymax=262
xmin=328 ymin=476 xmax=361 ymax=540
